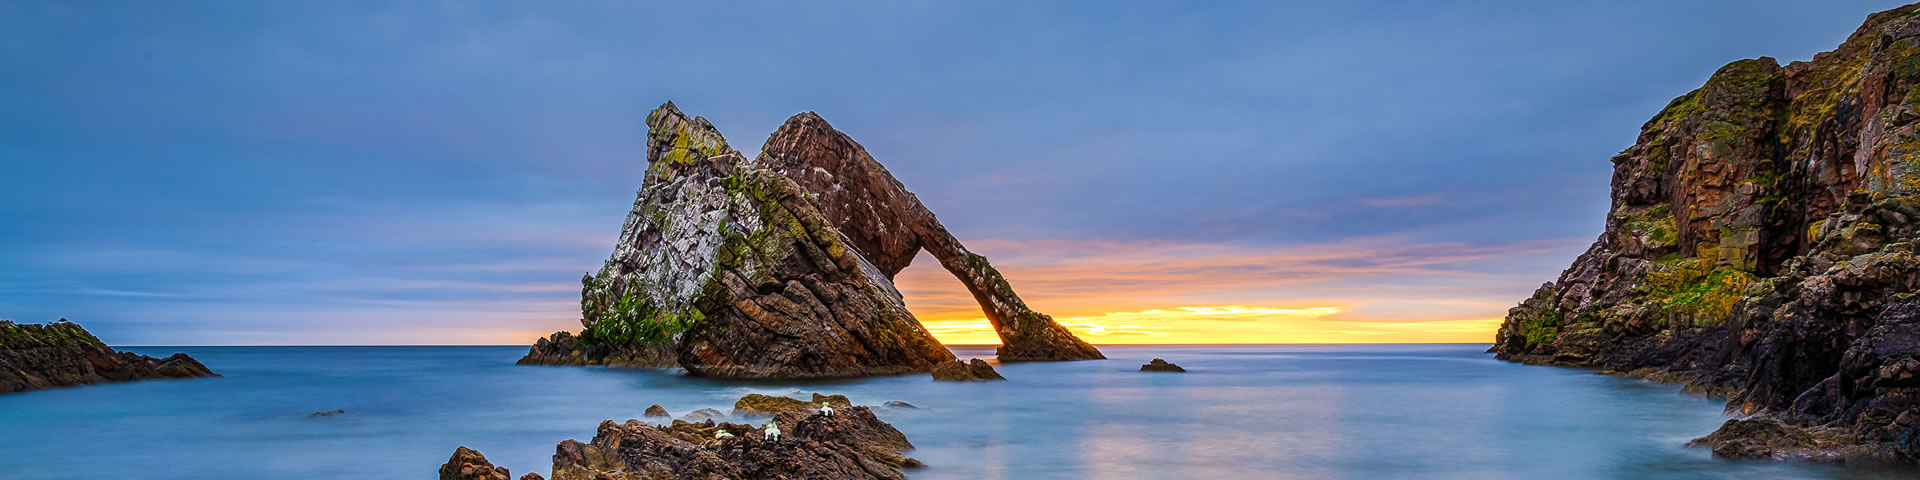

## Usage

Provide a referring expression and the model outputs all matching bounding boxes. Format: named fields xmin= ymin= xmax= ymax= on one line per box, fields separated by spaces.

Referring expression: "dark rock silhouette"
xmin=1140 ymin=358 xmax=1186 ymax=372
xmin=931 ymin=358 xmax=1005 ymax=381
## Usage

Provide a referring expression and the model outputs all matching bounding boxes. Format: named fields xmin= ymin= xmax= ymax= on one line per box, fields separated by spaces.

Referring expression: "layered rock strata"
xmin=1493 ymin=3 xmax=1920 ymax=463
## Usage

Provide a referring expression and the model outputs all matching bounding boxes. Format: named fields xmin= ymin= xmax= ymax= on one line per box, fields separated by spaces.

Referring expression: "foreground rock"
xmin=515 ymin=331 xmax=676 ymax=368
xmin=0 ymin=319 xmax=217 ymax=394
xmin=1492 ymin=3 xmax=1920 ymax=464
xmin=757 ymin=113 xmax=1104 ymax=362
xmin=439 ymin=446 xmax=536 ymax=480
xmin=445 ymin=398 xmax=920 ymax=480
xmin=930 ymin=358 xmax=1005 ymax=381
xmin=1140 ymin=358 xmax=1186 ymax=372
xmin=735 ymin=393 xmax=851 ymax=416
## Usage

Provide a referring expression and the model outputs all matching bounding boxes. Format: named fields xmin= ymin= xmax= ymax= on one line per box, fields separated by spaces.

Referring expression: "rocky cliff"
xmin=523 ymin=103 xmax=1104 ymax=376
xmin=1493 ymin=3 xmax=1920 ymax=463
xmin=0 ymin=319 xmax=217 ymax=394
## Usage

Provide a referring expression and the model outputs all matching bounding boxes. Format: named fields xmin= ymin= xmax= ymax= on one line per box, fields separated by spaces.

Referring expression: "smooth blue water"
xmin=0 ymin=344 xmax=1902 ymax=479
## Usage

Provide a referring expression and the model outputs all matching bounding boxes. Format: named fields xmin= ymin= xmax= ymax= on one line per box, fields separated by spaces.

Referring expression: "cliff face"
xmin=1493 ymin=4 xmax=1920 ymax=463
xmin=0 ymin=319 xmax=217 ymax=394
xmin=756 ymin=113 xmax=1103 ymax=361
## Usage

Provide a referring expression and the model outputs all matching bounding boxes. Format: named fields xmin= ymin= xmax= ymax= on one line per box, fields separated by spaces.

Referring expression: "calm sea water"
xmin=0 ymin=344 xmax=1903 ymax=479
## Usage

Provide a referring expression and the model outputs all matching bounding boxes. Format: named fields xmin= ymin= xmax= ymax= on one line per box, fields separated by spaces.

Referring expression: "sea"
xmin=0 ymin=344 xmax=1907 ymax=479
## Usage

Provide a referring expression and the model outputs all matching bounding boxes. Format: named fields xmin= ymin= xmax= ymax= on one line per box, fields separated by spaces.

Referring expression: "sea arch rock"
xmin=755 ymin=112 xmax=1105 ymax=361
xmin=574 ymin=102 xmax=956 ymax=378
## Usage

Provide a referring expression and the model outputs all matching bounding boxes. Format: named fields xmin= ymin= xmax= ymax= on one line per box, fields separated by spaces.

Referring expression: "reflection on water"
xmin=0 ymin=344 xmax=1905 ymax=479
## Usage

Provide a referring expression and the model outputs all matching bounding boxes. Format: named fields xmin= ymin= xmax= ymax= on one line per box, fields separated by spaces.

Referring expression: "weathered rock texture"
xmin=559 ymin=103 xmax=959 ymax=378
xmin=0 ymin=319 xmax=217 ymax=394
xmin=525 ymin=102 xmax=1106 ymax=377
xmin=757 ymin=113 xmax=1104 ymax=362
xmin=446 ymin=399 xmax=920 ymax=480
xmin=1493 ymin=3 xmax=1920 ymax=464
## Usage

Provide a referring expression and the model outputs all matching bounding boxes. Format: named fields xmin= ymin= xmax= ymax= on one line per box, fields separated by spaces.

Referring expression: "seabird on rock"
xmin=763 ymin=422 xmax=781 ymax=442
xmin=819 ymin=402 xmax=835 ymax=417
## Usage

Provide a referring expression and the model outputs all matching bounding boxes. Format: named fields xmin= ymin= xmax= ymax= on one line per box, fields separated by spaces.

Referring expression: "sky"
xmin=0 ymin=1 xmax=1909 ymax=346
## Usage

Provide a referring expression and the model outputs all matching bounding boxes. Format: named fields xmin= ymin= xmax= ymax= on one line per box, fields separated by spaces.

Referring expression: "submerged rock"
xmin=0 ymin=319 xmax=217 ymax=394
xmin=447 ymin=402 xmax=918 ymax=480
xmin=310 ymin=410 xmax=346 ymax=417
xmin=683 ymin=407 xmax=726 ymax=422
xmin=757 ymin=113 xmax=1105 ymax=362
xmin=930 ymin=358 xmax=1005 ymax=382
xmin=1140 ymin=358 xmax=1186 ymax=372
xmin=882 ymin=401 xmax=917 ymax=409
xmin=1492 ymin=3 xmax=1920 ymax=464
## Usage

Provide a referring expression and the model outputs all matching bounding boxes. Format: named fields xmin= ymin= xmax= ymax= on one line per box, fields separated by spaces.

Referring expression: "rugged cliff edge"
xmin=522 ymin=103 xmax=1102 ymax=376
xmin=1493 ymin=4 xmax=1920 ymax=464
xmin=0 ymin=319 xmax=217 ymax=394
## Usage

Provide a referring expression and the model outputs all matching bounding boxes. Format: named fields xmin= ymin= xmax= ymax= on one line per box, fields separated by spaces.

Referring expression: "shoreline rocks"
xmin=0 ymin=319 xmax=218 ymax=394
xmin=931 ymin=358 xmax=1005 ymax=381
xmin=445 ymin=396 xmax=919 ymax=480
xmin=1140 ymin=358 xmax=1185 ymax=372
xmin=1491 ymin=3 xmax=1920 ymax=464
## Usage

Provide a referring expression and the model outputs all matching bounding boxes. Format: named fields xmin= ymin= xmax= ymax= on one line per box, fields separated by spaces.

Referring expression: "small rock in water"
xmin=1140 ymin=358 xmax=1186 ymax=372
xmin=931 ymin=358 xmax=1005 ymax=381
xmin=311 ymin=409 xmax=347 ymax=417
xmin=644 ymin=404 xmax=670 ymax=418
xmin=682 ymin=408 xmax=726 ymax=422
xmin=882 ymin=401 xmax=917 ymax=409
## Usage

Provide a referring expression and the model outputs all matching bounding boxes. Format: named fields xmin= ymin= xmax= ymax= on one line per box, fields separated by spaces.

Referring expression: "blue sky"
xmin=1 ymin=1 xmax=1907 ymax=345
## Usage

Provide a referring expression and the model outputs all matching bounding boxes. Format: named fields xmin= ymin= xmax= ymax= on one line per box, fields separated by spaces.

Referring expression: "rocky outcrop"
xmin=561 ymin=103 xmax=959 ymax=378
xmin=757 ymin=113 xmax=1104 ymax=362
xmin=515 ymin=331 xmax=676 ymax=368
xmin=930 ymin=358 xmax=1005 ymax=381
xmin=644 ymin=405 xmax=669 ymax=418
xmin=527 ymin=102 xmax=1110 ymax=377
xmin=0 ymin=319 xmax=217 ymax=394
xmin=447 ymin=398 xmax=920 ymax=480
xmin=439 ymin=447 xmax=534 ymax=480
xmin=1493 ymin=3 xmax=1920 ymax=464
xmin=1140 ymin=358 xmax=1186 ymax=372
xmin=734 ymin=392 xmax=850 ymax=416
